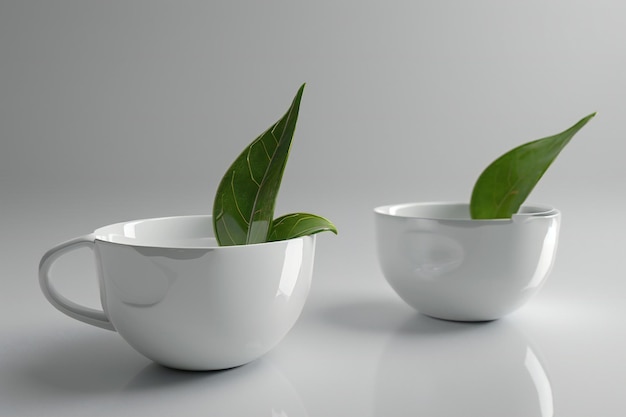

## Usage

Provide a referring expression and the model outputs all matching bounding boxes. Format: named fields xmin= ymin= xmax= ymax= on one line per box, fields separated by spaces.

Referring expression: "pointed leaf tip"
xmin=212 ymin=86 xmax=306 ymax=245
xmin=470 ymin=113 xmax=595 ymax=219
xmin=268 ymin=213 xmax=338 ymax=242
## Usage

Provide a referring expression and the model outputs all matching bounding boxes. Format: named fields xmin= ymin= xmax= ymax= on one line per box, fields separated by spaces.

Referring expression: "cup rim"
xmin=93 ymin=214 xmax=311 ymax=249
xmin=374 ymin=201 xmax=560 ymax=221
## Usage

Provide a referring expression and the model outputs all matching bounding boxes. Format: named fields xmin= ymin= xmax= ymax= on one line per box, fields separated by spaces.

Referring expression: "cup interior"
xmin=374 ymin=202 xmax=558 ymax=221
xmin=94 ymin=215 xmax=218 ymax=248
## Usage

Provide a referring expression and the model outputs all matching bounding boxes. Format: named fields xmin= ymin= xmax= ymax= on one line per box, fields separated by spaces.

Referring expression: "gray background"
xmin=2 ymin=1 xmax=625 ymax=416
xmin=3 ymin=1 xmax=623 ymax=205
xmin=3 ymin=0 xmax=624 ymax=284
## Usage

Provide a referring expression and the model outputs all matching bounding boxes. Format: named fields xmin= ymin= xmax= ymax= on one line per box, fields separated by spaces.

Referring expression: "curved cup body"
xmin=374 ymin=202 xmax=560 ymax=321
xmin=41 ymin=215 xmax=316 ymax=370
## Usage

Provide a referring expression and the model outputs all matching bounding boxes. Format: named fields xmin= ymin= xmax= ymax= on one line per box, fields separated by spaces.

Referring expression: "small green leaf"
xmin=213 ymin=84 xmax=305 ymax=245
xmin=268 ymin=213 xmax=338 ymax=242
xmin=470 ymin=112 xmax=596 ymax=219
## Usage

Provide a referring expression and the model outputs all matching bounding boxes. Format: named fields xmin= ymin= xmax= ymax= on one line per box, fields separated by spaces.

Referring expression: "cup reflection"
xmin=122 ymin=359 xmax=308 ymax=417
xmin=375 ymin=316 xmax=553 ymax=417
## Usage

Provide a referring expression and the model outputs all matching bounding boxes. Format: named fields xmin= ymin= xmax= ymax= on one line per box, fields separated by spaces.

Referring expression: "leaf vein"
xmin=230 ymin=171 xmax=250 ymax=225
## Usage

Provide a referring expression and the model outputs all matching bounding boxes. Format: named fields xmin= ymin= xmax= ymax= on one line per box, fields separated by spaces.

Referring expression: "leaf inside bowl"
xmin=212 ymin=84 xmax=337 ymax=245
xmin=470 ymin=113 xmax=596 ymax=219
xmin=268 ymin=213 xmax=338 ymax=242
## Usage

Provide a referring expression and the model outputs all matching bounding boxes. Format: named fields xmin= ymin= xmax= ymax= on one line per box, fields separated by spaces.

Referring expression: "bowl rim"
xmin=374 ymin=201 xmax=560 ymax=221
xmin=93 ymin=214 xmax=313 ymax=250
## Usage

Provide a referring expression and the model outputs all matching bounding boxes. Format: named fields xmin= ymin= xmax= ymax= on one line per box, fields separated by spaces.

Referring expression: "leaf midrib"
xmin=245 ymin=113 xmax=295 ymax=242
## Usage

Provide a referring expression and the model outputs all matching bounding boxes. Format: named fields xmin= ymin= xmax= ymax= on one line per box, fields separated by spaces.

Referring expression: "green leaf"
xmin=213 ymin=84 xmax=305 ymax=245
xmin=268 ymin=213 xmax=338 ymax=242
xmin=470 ymin=112 xmax=596 ymax=219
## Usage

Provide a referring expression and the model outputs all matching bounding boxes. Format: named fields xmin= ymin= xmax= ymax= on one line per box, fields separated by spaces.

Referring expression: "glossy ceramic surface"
xmin=9 ymin=194 xmax=624 ymax=417
xmin=39 ymin=215 xmax=316 ymax=370
xmin=376 ymin=317 xmax=553 ymax=416
xmin=374 ymin=202 xmax=560 ymax=321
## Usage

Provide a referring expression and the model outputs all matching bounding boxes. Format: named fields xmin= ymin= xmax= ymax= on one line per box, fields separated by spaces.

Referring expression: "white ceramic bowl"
xmin=374 ymin=202 xmax=560 ymax=321
xmin=39 ymin=215 xmax=316 ymax=370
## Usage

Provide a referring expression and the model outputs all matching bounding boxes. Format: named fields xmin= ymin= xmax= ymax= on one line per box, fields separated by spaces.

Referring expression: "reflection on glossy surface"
xmin=278 ymin=239 xmax=305 ymax=298
xmin=402 ymin=231 xmax=464 ymax=279
xmin=525 ymin=221 xmax=559 ymax=290
xmin=375 ymin=315 xmax=553 ymax=417
xmin=6 ymin=328 xmax=308 ymax=416
xmin=122 ymin=359 xmax=308 ymax=416
xmin=104 ymin=245 xmax=183 ymax=307
xmin=525 ymin=347 xmax=554 ymax=417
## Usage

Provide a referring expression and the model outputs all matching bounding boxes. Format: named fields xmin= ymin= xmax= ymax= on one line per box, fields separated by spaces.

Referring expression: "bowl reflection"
xmin=375 ymin=315 xmax=553 ymax=417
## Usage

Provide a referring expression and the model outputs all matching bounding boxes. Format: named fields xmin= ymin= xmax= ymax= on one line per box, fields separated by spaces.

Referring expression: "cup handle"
xmin=39 ymin=234 xmax=115 ymax=331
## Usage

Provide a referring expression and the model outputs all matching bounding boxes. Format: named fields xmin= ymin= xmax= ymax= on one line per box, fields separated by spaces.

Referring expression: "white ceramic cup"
xmin=374 ymin=202 xmax=560 ymax=321
xmin=39 ymin=215 xmax=316 ymax=370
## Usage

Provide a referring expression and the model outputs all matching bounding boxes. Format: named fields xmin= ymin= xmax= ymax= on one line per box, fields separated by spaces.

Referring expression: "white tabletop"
xmin=2 ymin=191 xmax=624 ymax=417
